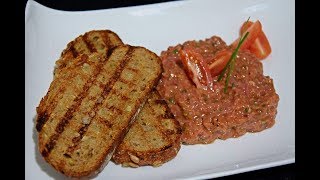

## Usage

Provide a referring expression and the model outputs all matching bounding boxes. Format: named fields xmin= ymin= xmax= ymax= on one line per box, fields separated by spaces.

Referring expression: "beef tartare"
xmin=157 ymin=36 xmax=279 ymax=144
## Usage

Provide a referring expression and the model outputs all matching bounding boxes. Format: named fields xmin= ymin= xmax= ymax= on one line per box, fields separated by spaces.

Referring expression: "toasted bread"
xmin=36 ymin=45 xmax=162 ymax=177
xmin=112 ymin=90 xmax=181 ymax=167
xmin=54 ymin=30 xmax=123 ymax=77
xmin=49 ymin=30 xmax=182 ymax=169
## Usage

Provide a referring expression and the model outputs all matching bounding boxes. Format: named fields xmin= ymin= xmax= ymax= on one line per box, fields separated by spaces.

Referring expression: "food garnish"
xmin=218 ymin=31 xmax=249 ymax=93
xmin=178 ymin=48 xmax=213 ymax=90
xmin=240 ymin=21 xmax=272 ymax=60
xmin=230 ymin=20 xmax=262 ymax=51
xmin=178 ymin=19 xmax=271 ymax=93
xmin=210 ymin=18 xmax=271 ymax=93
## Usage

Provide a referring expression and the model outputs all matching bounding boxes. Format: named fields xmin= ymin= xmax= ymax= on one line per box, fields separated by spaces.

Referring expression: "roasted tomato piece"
xmin=179 ymin=49 xmax=213 ymax=90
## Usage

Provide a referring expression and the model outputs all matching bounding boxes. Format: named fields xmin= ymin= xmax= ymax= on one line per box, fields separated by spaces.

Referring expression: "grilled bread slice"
xmin=112 ymin=90 xmax=181 ymax=167
xmin=54 ymin=30 xmax=123 ymax=78
xmin=36 ymin=45 xmax=163 ymax=177
xmin=51 ymin=30 xmax=182 ymax=169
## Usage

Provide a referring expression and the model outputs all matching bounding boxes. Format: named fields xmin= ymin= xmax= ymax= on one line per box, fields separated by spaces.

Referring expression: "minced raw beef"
xmin=157 ymin=36 xmax=279 ymax=144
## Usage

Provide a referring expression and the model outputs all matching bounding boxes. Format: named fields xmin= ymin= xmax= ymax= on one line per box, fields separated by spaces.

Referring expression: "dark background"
xmin=24 ymin=0 xmax=295 ymax=179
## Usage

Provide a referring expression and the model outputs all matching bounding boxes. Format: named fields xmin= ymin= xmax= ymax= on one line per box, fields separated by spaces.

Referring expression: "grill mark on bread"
xmin=114 ymin=91 xmax=130 ymax=101
xmin=159 ymin=145 xmax=173 ymax=151
xmin=42 ymin=134 xmax=59 ymax=157
xmin=126 ymin=67 xmax=139 ymax=73
xmin=153 ymin=91 xmax=175 ymax=119
xmin=83 ymin=34 xmax=96 ymax=53
xmin=55 ymin=30 xmax=124 ymax=77
xmin=41 ymin=58 xmax=105 ymax=157
xmin=76 ymin=37 xmax=91 ymax=55
xmin=118 ymin=78 xmax=136 ymax=87
xmin=156 ymin=92 xmax=182 ymax=138
xmin=163 ymin=108 xmax=175 ymax=119
xmin=36 ymin=112 xmax=49 ymax=132
xmin=148 ymin=99 xmax=171 ymax=144
xmin=154 ymin=99 xmax=167 ymax=105
xmin=97 ymin=116 xmax=113 ymax=128
xmin=101 ymin=31 xmax=110 ymax=46
xmin=36 ymin=72 xmax=74 ymax=132
xmin=47 ymin=55 xmax=90 ymax=103
xmin=66 ymin=47 xmax=134 ymax=154
xmin=70 ymin=44 xmax=78 ymax=58
xmin=36 ymin=86 xmax=63 ymax=130
xmin=41 ymin=66 xmax=80 ymax=115
xmin=101 ymin=31 xmax=111 ymax=53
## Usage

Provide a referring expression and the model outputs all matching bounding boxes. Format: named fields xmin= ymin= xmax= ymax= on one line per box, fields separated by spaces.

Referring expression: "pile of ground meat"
xmin=157 ymin=36 xmax=279 ymax=144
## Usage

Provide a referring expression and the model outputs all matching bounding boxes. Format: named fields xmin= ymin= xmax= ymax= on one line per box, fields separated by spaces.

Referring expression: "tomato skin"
xmin=179 ymin=49 xmax=213 ymax=90
xmin=208 ymin=49 xmax=232 ymax=77
xmin=240 ymin=20 xmax=272 ymax=60
xmin=249 ymin=32 xmax=272 ymax=60
xmin=231 ymin=20 xmax=262 ymax=50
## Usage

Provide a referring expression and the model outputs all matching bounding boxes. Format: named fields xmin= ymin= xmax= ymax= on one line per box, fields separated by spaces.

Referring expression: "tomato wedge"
xmin=240 ymin=21 xmax=254 ymax=35
xmin=179 ymin=49 xmax=213 ymax=90
xmin=231 ymin=20 xmax=262 ymax=50
xmin=240 ymin=21 xmax=272 ymax=60
xmin=209 ymin=49 xmax=232 ymax=77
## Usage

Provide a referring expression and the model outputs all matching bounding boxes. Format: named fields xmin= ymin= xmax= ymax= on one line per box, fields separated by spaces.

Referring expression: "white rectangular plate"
xmin=25 ymin=0 xmax=295 ymax=179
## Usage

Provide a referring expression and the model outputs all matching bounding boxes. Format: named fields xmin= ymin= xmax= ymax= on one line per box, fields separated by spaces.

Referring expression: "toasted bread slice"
xmin=112 ymin=90 xmax=181 ymax=167
xmin=36 ymin=45 xmax=162 ymax=177
xmin=54 ymin=30 xmax=123 ymax=77
xmin=49 ymin=30 xmax=182 ymax=169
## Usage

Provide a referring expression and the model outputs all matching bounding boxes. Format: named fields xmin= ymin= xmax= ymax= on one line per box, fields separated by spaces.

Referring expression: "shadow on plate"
xmin=32 ymin=115 xmax=67 ymax=180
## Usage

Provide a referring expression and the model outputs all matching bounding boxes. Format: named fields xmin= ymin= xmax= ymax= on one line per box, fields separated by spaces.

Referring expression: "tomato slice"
xmin=208 ymin=49 xmax=232 ymax=77
xmin=231 ymin=20 xmax=262 ymax=50
xmin=179 ymin=49 xmax=213 ymax=90
xmin=240 ymin=21 xmax=272 ymax=60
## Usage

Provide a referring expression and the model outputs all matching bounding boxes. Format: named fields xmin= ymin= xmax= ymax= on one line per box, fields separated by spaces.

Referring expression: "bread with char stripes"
xmin=36 ymin=45 xmax=163 ymax=177
xmin=51 ymin=29 xmax=182 ymax=169
xmin=54 ymin=30 xmax=123 ymax=78
xmin=112 ymin=91 xmax=181 ymax=167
